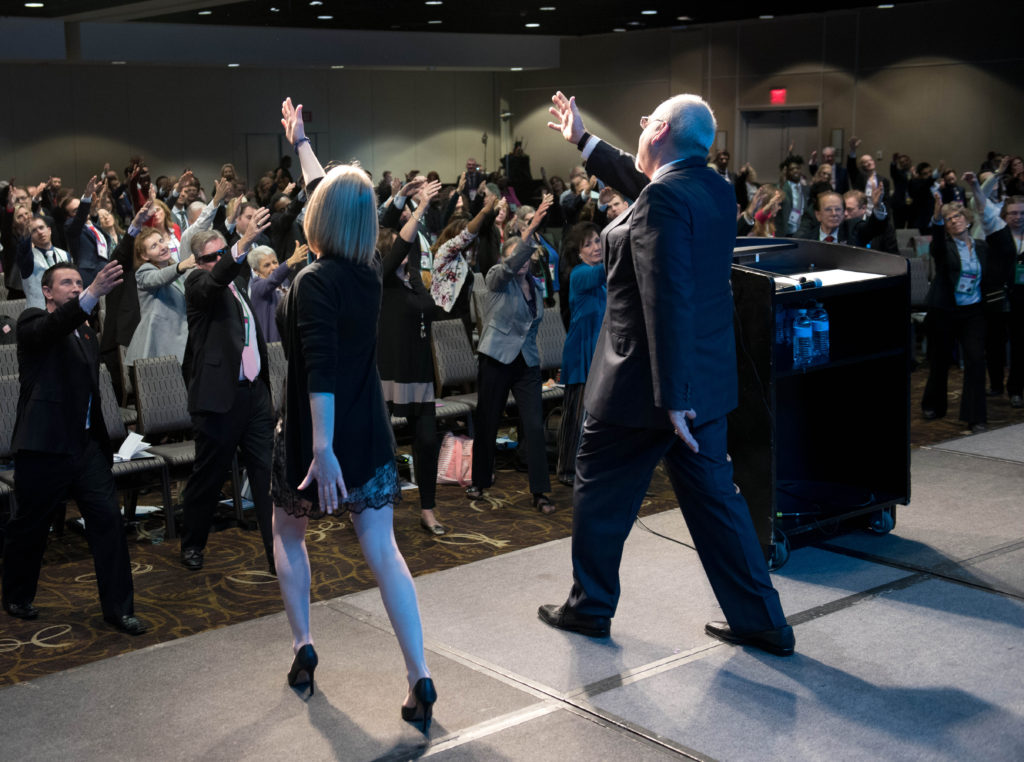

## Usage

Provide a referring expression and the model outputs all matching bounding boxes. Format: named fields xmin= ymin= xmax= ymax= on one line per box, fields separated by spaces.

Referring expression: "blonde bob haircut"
xmin=304 ymin=164 xmax=378 ymax=266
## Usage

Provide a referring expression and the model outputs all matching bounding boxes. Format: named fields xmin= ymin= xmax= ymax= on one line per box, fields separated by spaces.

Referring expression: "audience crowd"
xmin=1 ymin=127 xmax=1022 ymax=632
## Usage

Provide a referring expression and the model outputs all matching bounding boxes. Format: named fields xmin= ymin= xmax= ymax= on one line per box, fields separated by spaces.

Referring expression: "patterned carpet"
xmin=2 ymin=364 xmax=1022 ymax=686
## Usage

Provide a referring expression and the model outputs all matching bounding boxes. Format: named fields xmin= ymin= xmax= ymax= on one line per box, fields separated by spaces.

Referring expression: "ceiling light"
xmin=677 ymin=15 xmax=691 ymax=21
xmin=269 ymin=6 xmax=279 ymax=11
xmin=760 ymin=14 xmax=774 ymax=19
xmin=628 ymin=21 xmax=642 ymax=26
xmin=111 ymin=60 xmax=126 ymax=65
xmin=425 ymin=1 xmax=442 ymax=4
xmin=525 ymin=22 xmax=539 ymax=28
xmin=227 ymin=63 xmax=240 ymax=68
xmin=877 ymin=3 xmax=894 ymax=6
xmin=309 ymin=1 xmax=322 ymax=5
xmin=428 ymin=19 xmax=442 ymax=24
xmin=641 ymin=9 xmax=657 ymax=14
xmin=24 ymin=1 xmax=45 ymax=6
xmin=317 ymin=15 xmax=333 ymax=19
xmin=331 ymin=65 xmax=345 ymax=69
xmin=540 ymin=5 xmax=556 ymax=9
xmin=510 ymin=67 xmax=523 ymax=71
xmin=613 ymin=27 xmax=626 ymax=32
xmin=198 ymin=10 xmax=212 ymax=15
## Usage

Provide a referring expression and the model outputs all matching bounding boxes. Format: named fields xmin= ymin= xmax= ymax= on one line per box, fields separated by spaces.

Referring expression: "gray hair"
xmin=247 ymin=244 xmax=276 ymax=272
xmin=190 ymin=229 xmax=226 ymax=257
xmin=655 ymin=94 xmax=717 ymax=161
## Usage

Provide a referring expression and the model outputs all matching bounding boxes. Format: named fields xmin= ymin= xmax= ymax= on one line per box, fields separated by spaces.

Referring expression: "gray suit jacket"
xmin=124 ymin=261 xmax=189 ymax=365
xmin=476 ymin=238 xmax=543 ymax=366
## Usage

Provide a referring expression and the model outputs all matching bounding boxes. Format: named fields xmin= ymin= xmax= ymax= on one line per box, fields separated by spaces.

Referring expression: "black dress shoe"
xmin=704 ymin=621 xmax=795 ymax=656
xmin=181 ymin=548 xmax=204 ymax=571
xmin=968 ymin=423 xmax=989 ymax=433
xmin=4 ymin=601 xmax=40 ymax=620
xmin=922 ymin=409 xmax=941 ymax=420
xmin=538 ymin=603 xmax=610 ymax=638
xmin=105 ymin=614 xmax=149 ymax=636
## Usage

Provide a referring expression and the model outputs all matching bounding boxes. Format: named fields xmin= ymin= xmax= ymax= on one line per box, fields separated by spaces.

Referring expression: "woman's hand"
xmin=83 ymin=175 xmax=99 ymax=199
xmin=495 ymin=198 xmax=508 ymax=226
xmin=177 ymin=254 xmax=196 ymax=272
xmin=212 ymin=177 xmax=230 ymax=206
xmin=130 ymin=200 xmax=155 ymax=229
xmin=415 ymin=180 xmax=442 ymax=207
xmin=871 ymin=182 xmax=884 ymax=208
xmin=524 ymin=193 xmax=553 ymax=241
xmin=238 ymin=207 xmax=271 ymax=254
xmin=281 ymin=97 xmax=306 ymax=145
xmin=287 ymin=241 xmax=309 ymax=267
xmin=298 ymin=448 xmax=348 ymax=514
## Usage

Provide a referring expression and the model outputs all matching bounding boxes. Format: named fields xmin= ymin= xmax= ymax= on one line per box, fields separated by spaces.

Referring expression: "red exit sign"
xmin=770 ymin=89 xmax=787 ymax=105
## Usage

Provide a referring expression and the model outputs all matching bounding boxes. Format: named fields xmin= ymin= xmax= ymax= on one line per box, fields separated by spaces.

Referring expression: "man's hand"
xmin=399 ymin=176 xmax=426 ymax=198
xmin=997 ymin=155 xmax=1011 ymax=174
xmin=83 ymin=175 xmax=98 ymax=199
xmin=283 ymin=181 xmax=296 ymax=197
xmin=547 ymin=90 xmax=586 ymax=145
xmin=212 ymin=177 xmax=231 ymax=206
xmin=174 ymin=169 xmax=193 ymax=194
xmin=238 ymin=207 xmax=271 ymax=255
xmin=281 ymin=97 xmax=306 ymax=145
xmin=177 ymin=254 xmax=197 ymax=272
xmin=130 ymin=201 xmax=155 ymax=229
xmin=849 ymin=136 xmax=861 ymax=152
xmin=86 ymin=260 xmax=124 ymax=300
xmin=668 ymin=409 xmax=699 ymax=453
xmin=871 ymin=182 xmax=884 ymax=208
xmin=457 ymin=170 xmax=467 ymax=193
xmin=495 ymin=198 xmax=508 ymax=226
xmin=287 ymin=242 xmax=310 ymax=267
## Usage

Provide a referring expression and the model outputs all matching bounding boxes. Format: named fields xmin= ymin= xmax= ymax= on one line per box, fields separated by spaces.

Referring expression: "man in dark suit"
xmin=538 ymin=91 xmax=793 ymax=656
xmin=179 ymin=217 xmax=275 ymax=573
xmin=809 ymin=145 xmax=850 ymax=194
xmin=794 ymin=189 xmax=894 ymax=250
xmin=2 ymin=260 xmax=147 ymax=635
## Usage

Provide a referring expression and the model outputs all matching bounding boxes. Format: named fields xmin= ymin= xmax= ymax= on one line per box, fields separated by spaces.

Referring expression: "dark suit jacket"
xmin=794 ymin=210 xmax=890 ymax=249
xmin=847 ymin=154 xmax=892 ymax=200
xmin=183 ymin=253 xmax=271 ymax=415
xmin=809 ymin=162 xmax=850 ymax=195
xmin=66 ymin=198 xmax=113 ymax=288
xmin=925 ymin=224 xmax=1014 ymax=312
xmin=13 ymin=298 xmax=112 ymax=459
xmin=582 ymin=142 xmax=739 ymax=429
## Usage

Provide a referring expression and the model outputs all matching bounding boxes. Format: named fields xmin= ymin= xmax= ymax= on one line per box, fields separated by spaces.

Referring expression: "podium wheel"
xmin=767 ymin=528 xmax=790 ymax=571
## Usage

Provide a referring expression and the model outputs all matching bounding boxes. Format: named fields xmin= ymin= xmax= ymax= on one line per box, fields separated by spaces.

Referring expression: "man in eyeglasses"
xmin=538 ymin=91 xmax=793 ymax=656
xmin=179 ymin=214 xmax=275 ymax=574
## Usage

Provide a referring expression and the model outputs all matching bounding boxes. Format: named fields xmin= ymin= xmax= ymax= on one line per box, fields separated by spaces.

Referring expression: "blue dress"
xmin=561 ymin=263 xmax=607 ymax=385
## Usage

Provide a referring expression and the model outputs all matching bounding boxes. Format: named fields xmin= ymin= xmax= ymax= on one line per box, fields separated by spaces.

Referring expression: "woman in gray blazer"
xmin=467 ymin=194 xmax=557 ymax=513
xmin=123 ymin=228 xmax=196 ymax=367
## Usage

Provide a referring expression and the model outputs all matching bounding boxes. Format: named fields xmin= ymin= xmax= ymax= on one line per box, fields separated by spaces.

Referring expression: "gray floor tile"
xmin=931 ymin=422 xmax=1024 ymax=463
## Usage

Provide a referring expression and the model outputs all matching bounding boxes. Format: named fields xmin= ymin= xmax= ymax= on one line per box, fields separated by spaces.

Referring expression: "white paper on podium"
xmin=114 ymin=432 xmax=155 ymax=462
xmin=781 ymin=268 xmax=885 ymax=287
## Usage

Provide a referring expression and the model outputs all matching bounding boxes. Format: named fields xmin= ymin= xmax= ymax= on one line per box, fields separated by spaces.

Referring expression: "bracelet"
xmin=576 ymin=131 xmax=591 ymax=151
xmin=293 ymin=137 xmax=311 ymax=154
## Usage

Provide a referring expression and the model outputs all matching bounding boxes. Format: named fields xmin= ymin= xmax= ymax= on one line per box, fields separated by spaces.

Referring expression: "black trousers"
xmin=566 ymin=413 xmax=787 ymax=632
xmin=1008 ymin=291 xmax=1024 ymax=397
xmin=3 ymin=438 xmax=134 ymax=619
xmin=472 ymin=352 xmax=550 ymax=495
xmin=406 ymin=408 xmax=438 ymax=511
xmin=922 ymin=304 xmax=987 ymax=424
xmin=180 ymin=380 xmax=274 ymax=556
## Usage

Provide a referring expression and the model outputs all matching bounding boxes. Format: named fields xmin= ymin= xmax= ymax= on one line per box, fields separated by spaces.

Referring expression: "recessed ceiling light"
xmin=198 ymin=10 xmax=212 ymax=15
xmin=227 ymin=63 xmax=240 ymax=68
xmin=510 ymin=67 xmax=523 ymax=71
xmin=269 ymin=6 xmax=279 ymax=11
xmin=613 ymin=27 xmax=626 ymax=32
xmin=425 ymin=1 xmax=442 ymax=4
xmin=760 ymin=14 xmax=774 ymax=19
xmin=24 ymin=1 xmax=45 ymax=6
xmin=331 ymin=65 xmax=345 ymax=69
xmin=525 ymin=22 xmax=539 ymax=28
xmin=540 ymin=5 xmax=556 ymax=9
xmin=641 ymin=9 xmax=657 ymax=14
xmin=428 ymin=19 xmax=442 ymax=24
xmin=677 ymin=15 xmax=691 ymax=21
xmin=628 ymin=21 xmax=642 ymax=26
xmin=877 ymin=3 xmax=894 ymax=6
xmin=111 ymin=60 xmax=126 ymax=65
xmin=309 ymin=1 xmax=322 ymax=5
xmin=317 ymin=14 xmax=333 ymax=19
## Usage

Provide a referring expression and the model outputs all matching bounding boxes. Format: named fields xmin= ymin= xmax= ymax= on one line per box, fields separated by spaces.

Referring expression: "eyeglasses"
xmin=639 ymin=115 xmax=666 ymax=130
xmin=943 ymin=213 xmax=965 ymax=224
xmin=197 ymin=247 xmax=228 ymax=264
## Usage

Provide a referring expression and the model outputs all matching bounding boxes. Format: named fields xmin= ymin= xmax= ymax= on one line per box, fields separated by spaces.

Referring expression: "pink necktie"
xmin=228 ymin=282 xmax=259 ymax=381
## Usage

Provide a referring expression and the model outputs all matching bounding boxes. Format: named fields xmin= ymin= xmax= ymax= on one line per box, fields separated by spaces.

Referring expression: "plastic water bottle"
xmin=810 ymin=302 xmax=830 ymax=365
xmin=792 ymin=309 xmax=812 ymax=369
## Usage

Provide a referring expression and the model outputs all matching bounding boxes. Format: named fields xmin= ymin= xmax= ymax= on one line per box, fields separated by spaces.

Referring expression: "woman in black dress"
xmin=378 ymin=179 xmax=447 ymax=535
xmin=272 ymin=98 xmax=435 ymax=730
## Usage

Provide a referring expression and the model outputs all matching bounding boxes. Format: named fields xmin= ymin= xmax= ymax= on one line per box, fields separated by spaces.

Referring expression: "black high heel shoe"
xmin=287 ymin=644 xmax=318 ymax=696
xmin=401 ymin=677 xmax=437 ymax=732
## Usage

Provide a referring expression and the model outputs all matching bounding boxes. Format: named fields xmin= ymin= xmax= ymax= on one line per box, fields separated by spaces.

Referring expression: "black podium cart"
xmin=728 ymin=238 xmax=911 ymax=569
